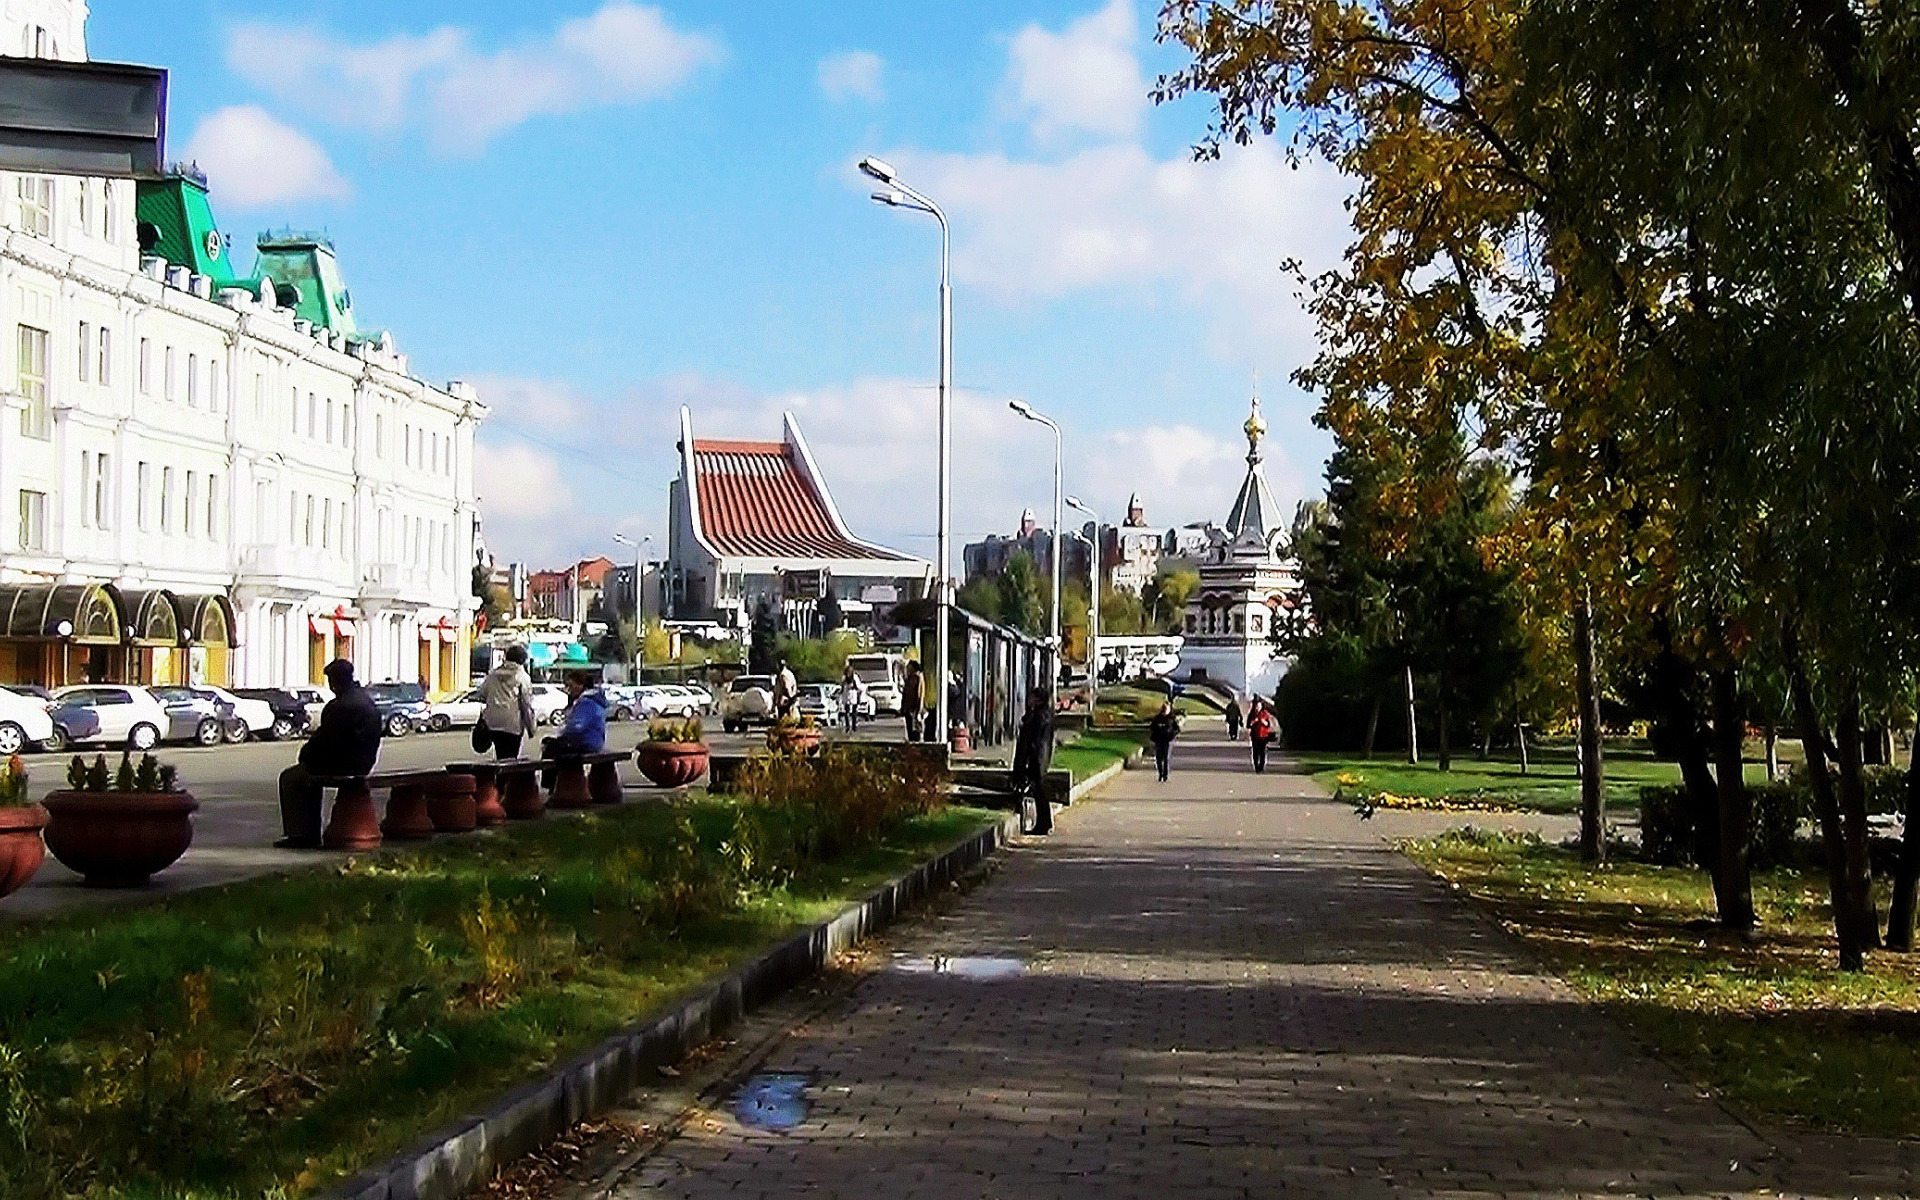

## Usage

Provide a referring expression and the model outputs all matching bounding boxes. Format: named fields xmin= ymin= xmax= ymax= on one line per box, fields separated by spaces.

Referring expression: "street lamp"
xmin=1009 ymin=399 xmax=1063 ymax=695
xmin=611 ymin=533 xmax=642 ymax=629
xmin=1066 ymin=495 xmax=1099 ymax=715
xmin=861 ymin=154 xmax=953 ymax=740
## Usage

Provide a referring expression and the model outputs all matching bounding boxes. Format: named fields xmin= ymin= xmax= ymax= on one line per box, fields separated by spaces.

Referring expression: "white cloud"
xmin=475 ymin=442 xmax=574 ymax=523
xmin=1004 ymin=0 xmax=1144 ymax=143
xmin=818 ymin=50 xmax=885 ymax=103
xmin=182 ymin=106 xmax=350 ymax=210
xmin=225 ymin=4 xmax=721 ymax=155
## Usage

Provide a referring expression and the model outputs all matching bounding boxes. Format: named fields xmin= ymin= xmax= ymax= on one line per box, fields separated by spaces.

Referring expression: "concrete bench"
xmin=446 ymin=761 xmax=510 ymax=828
xmin=316 ymin=769 xmax=453 ymax=851
xmin=550 ymin=749 xmax=631 ymax=809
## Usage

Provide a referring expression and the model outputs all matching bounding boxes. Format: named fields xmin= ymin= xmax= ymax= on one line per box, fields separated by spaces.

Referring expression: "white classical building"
xmin=1176 ymin=394 xmax=1305 ymax=699
xmin=0 ymin=0 xmax=484 ymax=696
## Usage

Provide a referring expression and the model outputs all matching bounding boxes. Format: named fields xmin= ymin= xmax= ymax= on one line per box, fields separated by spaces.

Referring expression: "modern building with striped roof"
xmin=666 ymin=406 xmax=931 ymax=636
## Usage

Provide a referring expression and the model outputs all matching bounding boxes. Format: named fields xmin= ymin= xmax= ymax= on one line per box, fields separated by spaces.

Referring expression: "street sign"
xmin=0 ymin=57 xmax=166 ymax=178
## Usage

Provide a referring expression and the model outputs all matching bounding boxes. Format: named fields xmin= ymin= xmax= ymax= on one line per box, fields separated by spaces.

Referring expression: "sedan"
xmin=232 ymin=688 xmax=313 ymax=740
xmin=528 ymin=684 xmax=571 ymax=725
xmin=0 ymin=685 xmax=55 ymax=755
xmin=150 ymin=687 xmax=245 ymax=746
xmin=429 ymin=688 xmax=484 ymax=731
xmin=51 ymin=685 xmax=174 ymax=751
xmin=795 ymin=683 xmax=840 ymax=724
xmin=195 ymin=686 xmax=275 ymax=741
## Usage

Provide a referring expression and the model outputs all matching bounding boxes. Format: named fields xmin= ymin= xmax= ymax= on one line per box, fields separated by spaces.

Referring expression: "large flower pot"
xmin=43 ymin=791 xmax=198 ymax=887
xmin=765 ymin=727 xmax=820 ymax=756
xmin=426 ymin=774 xmax=478 ymax=833
xmin=636 ymin=741 xmax=709 ymax=788
xmin=0 ymin=804 xmax=47 ymax=898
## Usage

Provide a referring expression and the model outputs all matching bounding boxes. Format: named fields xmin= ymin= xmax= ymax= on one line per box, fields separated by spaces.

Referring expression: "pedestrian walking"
xmin=1149 ymin=702 xmax=1180 ymax=782
xmin=276 ymin=659 xmax=381 ymax=849
xmin=1224 ymin=696 xmax=1243 ymax=741
xmin=1012 ymin=686 xmax=1054 ymax=834
xmin=476 ymin=644 xmax=538 ymax=759
xmin=840 ymin=665 xmax=864 ymax=734
xmin=772 ymin=658 xmax=799 ymax=718
xmin=1247 ymin=698 xmax=1276 ymax=774
xmin=901 ymin=660 xmax=925 ymax=743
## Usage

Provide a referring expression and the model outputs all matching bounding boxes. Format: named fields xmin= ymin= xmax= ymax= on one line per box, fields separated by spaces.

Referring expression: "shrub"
xmin=1640 ymin=781 xmax=1807 ymax=870
xmin=0 ymin=756 xmax=25 ymax=807
xmin=646 ymin=716 xmax=704 ymax=743
xmin=733 ymin=745 xmax=947 ymax=871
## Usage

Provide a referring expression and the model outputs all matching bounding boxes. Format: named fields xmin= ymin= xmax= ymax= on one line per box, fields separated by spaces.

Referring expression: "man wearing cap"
xmin=276 ymin=658 xmax=383 ymax=849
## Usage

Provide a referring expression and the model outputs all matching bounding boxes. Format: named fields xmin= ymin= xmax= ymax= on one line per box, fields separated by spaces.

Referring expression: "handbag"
xmin=471 ymin=716 xmax=489 ymax=754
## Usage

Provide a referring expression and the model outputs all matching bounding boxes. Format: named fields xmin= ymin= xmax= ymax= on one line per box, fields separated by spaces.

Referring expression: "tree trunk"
xmin=1886 ymin=716 xmax=1920 ymax=951
xmin=1405 ymin=664 xmax=1419 ymax=765
xmin=1765 ymin=723 xmax=1779 ymax=782
xmin=1834 ymin=693 xmax=1882 ymax=950
xmin=1710 ymin=667 xmax=1755 ymax=932
xmin=1438 ymin=698 xmax=1452 ymax=772
xmin=1651 ymin=635 xmax=1718 ymax=870
xmin=1785 ymin=635 xmax=1870 ymax=970
xmin=1362 ymin=693 xmax=1381 ymax=759
xmin=1574 ymin=588 xmax=1605 ymax=863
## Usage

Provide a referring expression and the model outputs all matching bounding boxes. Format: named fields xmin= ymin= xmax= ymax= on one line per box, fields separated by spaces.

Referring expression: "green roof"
xmin=133 ymin=172 xmax=241 ymax=287
xmin=254 ymin=231 xmax=359 ymax=335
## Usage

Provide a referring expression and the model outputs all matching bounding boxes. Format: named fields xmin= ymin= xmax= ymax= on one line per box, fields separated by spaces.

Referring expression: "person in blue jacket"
xmin=540 ymin=671 xmax=608 ymax=783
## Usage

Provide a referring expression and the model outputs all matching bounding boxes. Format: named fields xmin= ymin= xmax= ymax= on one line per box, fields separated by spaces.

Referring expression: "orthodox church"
xmin=1175 ymin=392 xmax=1306 ymax=699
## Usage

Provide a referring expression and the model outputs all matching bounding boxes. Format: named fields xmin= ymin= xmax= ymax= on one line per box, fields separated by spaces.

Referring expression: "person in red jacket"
xmin=1247 ymin=698 xmax=1277 ymax=774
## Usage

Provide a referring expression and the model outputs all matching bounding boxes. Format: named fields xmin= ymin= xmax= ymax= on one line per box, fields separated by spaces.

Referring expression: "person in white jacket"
xmin=476 ymin=645 xmax=539 ymax=759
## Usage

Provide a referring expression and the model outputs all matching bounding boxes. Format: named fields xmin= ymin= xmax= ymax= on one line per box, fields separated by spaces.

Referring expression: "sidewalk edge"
xmin=1069 ymin=742 xmax=1146 ymax=802
xmin=321 ymin=809 xmax=1022 ymax=1200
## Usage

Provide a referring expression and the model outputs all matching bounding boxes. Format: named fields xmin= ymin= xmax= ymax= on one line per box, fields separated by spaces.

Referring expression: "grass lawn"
xmin=1053 ymin=727 xmax=1151 ymax=784
xmin=1299 ymin=738 xmax=1776 ymax=815
xmin=1405 ymin=829 xmax=1920 ymax=1138
xmin=0 ymin=797 xmax=997 ymax=1199
xmin=1096 ymin=685 xmax=1217 ymax=721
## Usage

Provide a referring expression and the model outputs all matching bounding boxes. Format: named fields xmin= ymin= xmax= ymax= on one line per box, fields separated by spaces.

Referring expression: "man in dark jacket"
xmin=1011 ymin=687 xmax=1054 ymax=835
xmin=276 ymin=658 xmax=382 ymax=848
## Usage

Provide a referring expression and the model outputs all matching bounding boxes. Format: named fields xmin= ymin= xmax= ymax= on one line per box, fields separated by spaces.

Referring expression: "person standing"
xmin=839 ymin=665 xmax=864 ymax=734
xmin=276 ymin=659 xmax=381 ymax=849
xmin=1247 ymin=698 xmax=1277 ymax=774
xmin=477 ymin=644 xmax=538 ymax=759
xmin=1224 ymin=695 xmax=1243 ymax=741
xmin=772 ymin=658 xmax=799 ymax=718
xmin=1148 ymin=702 xmax=1181 ymax=782
xmin=901 ymin=660 xmax=925 ymax=743
xmin=1011 ymin=686 xmax=1054 ymax=834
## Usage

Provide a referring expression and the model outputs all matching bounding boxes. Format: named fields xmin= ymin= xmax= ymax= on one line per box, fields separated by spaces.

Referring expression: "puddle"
xmin=734 ymin=1072 xmax=810 ymax=1131
xmin=889 ymin=954 xmax=1026 ymax=980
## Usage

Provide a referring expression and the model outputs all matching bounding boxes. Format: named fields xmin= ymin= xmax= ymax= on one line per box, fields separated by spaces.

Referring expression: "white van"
xmin=846 ymin=653 xmax=907 ymax=714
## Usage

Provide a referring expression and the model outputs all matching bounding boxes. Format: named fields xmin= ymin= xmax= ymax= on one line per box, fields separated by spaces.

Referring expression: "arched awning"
xmin=171 ymin=593 xmax=240 ymax=647
xmin=0 ymin=584 xmax=123 ymax=644
xmin=119 ymin=589 xmax=181 ymax=647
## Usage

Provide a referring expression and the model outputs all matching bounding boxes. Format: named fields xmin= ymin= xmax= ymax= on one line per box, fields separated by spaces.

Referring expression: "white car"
xmin=429 ymin=688 xmax=485 ymax=731
xmin=289 ymin=685 xmax=331 ymax=726
xmin=658 ymin=684 xmax=713 ymax=715
xmin=51 ymin=684 xmax=173 ymax=751
xmin=720 ymin=675 xmax=775 ymax=733
xmin=795 ymin=683 xmax=840 ymax=724
xmin=638 ymin=685 xmax=701 ymax=719
xmin=195 ymin=686 xmax=275 ymax=740
xmin=0 ymin=686 xmax=55 ymax=755
xmin=528 ymin=683 xmax=571 ymax=725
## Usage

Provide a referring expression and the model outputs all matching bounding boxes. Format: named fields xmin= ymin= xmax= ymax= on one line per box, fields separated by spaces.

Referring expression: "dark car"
xmin=364 ymin=682 xmax=431 ymax=738
xmin=232 ymin=688 xmax=312 ymax=741
xmin=43 ymin=701 xmax=99 ymax=752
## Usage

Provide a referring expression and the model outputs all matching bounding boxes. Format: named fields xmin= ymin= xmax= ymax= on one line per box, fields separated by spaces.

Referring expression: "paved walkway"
xmin=609 ymin=730 xmax=1919 ymax=1199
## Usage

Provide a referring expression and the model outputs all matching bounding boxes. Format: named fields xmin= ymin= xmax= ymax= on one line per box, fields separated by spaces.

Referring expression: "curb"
xmin=1069 ymin=741 xmax=1146 ymax=802
xmin=322 ymin=810 xmax=1021 ymax=1200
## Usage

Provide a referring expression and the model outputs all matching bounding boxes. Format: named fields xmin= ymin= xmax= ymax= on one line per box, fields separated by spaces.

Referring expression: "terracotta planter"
xmin=636 ymin=741 xmax=709 ymax=788
xmin=501 ymin=768 xmax=545 ymax=820
xmin=426 ymin=774 xmax=478 ymax=833
xmin=43 ymin=791 xmax=198 ymax=887
xmin=765 ymin=727 xmax=821 ymax=755
xmin=0 ymin=804 xmax=47 ymax=898
xmin=453 ymin=763 xmax=508 ymax=827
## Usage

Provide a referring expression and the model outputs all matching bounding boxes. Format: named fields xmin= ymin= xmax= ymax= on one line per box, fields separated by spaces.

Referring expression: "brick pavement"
xmin=605 ymin=730 xmax=1920 ymax=1199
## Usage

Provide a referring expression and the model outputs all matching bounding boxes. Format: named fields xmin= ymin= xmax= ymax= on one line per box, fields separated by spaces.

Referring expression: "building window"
xmin=206 ymin=473 xmax=218 ymax=539
xmin=138 ymin=338 xmax=151 ymax=395
xmin=103 ymin=182 xmax=118 ymax=243
xmin=307 ymin=393 xmax=316 ymax=438
xmin=321 ymin=498 xmax=332 ymax=550
xmin=341 ymin=402 xmax=351 ymax=447
xmin=97 ymin=327 xmax=110 ymax=386
xmin=16 ymin=177 xmax=51 ymax=238
xmin=17 ymin=490 xmax=45 ymax=551
xmin=92 ymin=449 xmax=109 ymax=529
xmin=253 ymin=481 xmax=269 ymax=541
xmin=76 ymin=181 xmax=91 ymax=235
xmin=325 ymin=398 xmax=334 ymax=444
xmin=161 ymin=468 xmax=174 ymax=533
xmin=17 ymin=325 xmax=47 ymax=439
xmin=304 ymin=495 xmax=315 ymax=547
xmin=164 ymin=346 xmax=176 ymax=401
xmin=79 ymin=452 xmax=90 ymax=528
xmin=137 ymin=462 xmax=151 ymax=531
xmin=208 ymin=361 xmax=220 ymax=412
xmin=287 ymin=491 xmax=297 ymax=543
xmin=184 ymin=472 xmax=198 ymax=537
xmin=375 ymin=413 xmax=384 ymax=457
xmin=77 ymin=322 xmax=90 ymax=382
xmin=186 ymin=353 xmax=199 ymax=406
xmin=290 ymin=388 xmax=299 ymax=434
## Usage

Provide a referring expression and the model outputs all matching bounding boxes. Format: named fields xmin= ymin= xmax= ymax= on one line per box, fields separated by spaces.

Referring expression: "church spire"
xmin=1224 ymin=379 xmax=1280 ymax=550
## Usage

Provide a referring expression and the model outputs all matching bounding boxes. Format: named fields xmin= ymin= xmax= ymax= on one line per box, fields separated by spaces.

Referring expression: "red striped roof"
xmin=692 ymin=440 xmax=909 ymax=561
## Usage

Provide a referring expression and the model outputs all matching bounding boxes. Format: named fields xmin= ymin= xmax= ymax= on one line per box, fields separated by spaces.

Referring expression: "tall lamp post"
xmin=861 ymin=155 xmax=953 ymax=739
xmin=1066 ymin=495 xmax=1099 ymax=715
xmin=1009 ymin=399 xmax=1063 ymax=695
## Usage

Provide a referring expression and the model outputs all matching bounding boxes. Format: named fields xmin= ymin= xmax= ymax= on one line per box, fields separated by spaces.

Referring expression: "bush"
xmin=733 ymin=746 xmax=948 ymax=872
xmin=1639 ymin=781 xmax=1807 ymax=870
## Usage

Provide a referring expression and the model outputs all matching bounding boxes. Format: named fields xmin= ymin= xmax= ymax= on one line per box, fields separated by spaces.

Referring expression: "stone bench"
xmin=315 ymin=769 xmax=455 ymax=851
xmin=550 ymin=749 xmax=632 ymax=809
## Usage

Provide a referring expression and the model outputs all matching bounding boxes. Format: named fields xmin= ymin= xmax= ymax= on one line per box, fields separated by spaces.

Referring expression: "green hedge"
xmin=1639 ymin=781 xmax=1805 ymax=871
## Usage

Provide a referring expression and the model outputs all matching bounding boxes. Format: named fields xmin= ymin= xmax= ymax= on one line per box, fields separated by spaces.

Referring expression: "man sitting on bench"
xmin=276 ymin=658 xmax=382 ymax=848
xmin=540 ymin=671 xmax=608 ymax=786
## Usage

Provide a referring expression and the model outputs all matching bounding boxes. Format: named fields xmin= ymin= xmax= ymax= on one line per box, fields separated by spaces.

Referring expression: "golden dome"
xmin=1244 ymin=397 xmax=1267 ymax=441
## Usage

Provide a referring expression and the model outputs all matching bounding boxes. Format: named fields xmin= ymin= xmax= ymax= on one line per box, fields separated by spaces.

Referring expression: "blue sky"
xmin=89 ymin=0 xmax=1348 ymax=567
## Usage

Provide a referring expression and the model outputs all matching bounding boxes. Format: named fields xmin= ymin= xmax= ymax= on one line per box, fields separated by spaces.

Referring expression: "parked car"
xmin=0 ymin=685 xmax=56 ymax=754
xmin=149 ymin=686 xmax=246 ymax=746
xmin=232 ymin=688 xmax=313 ymax=741
xmin=51 ymin=685 xmax=174 ymax=750
xmin=720 ymin=675 xmax=775 ymax=733
xmin=650 ymin=684 xmax=709 ymax=718
xmin=795 ymin=683 xmax=840 ymax=724
xmin=428 ymin=688 xmax=484 ymax=731
xmin=41 ymin=701 xmax=99 ymax=752
xmin=846 ymin=653 xmax=907 ymax=714
xmin=195 ymin=686 xmax=275 ymax=742
xmin=288 ymin=685 xmax=331 ymax=726
xmin=527 ymin=683 xmax=570 ymax=726
xmin=364 ymin=682 xmax=432 ymax=737
xmin=671 ymin=683 xmax=716 ymax=714
xmin=602 ymin=684 xmax=645 ymax=722
xmin=4 ymin=684 xmax=52 ymax=705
